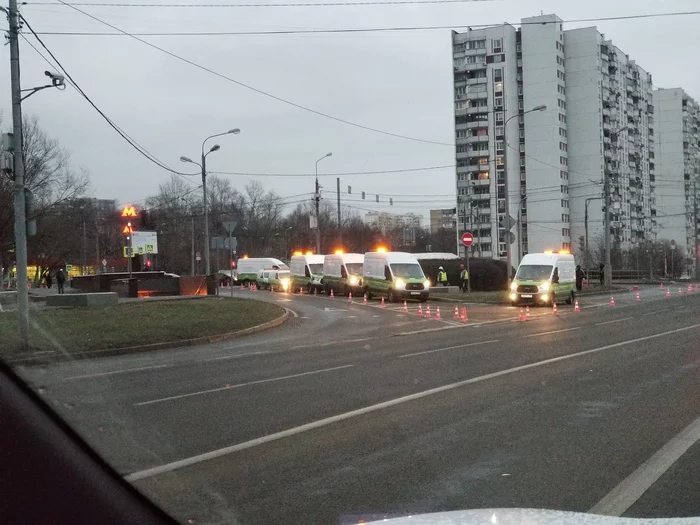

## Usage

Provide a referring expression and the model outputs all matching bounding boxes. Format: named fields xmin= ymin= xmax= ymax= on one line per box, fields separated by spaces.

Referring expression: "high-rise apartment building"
xmin=566 ymin=28 xmax=656 ymax=267
xmin=654 ymin=88 xmax=700 ymax=275
xmin=452 ymin=15 xmax=657 ymax=268
xmin=430 ymin=208 xmax=456 ymax=234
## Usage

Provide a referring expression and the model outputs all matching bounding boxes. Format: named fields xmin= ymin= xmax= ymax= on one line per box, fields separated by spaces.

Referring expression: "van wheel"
xmin=324 ymin=284 xmax=331 ymax=295
xmin=307 ymin=284 xmax=313 ymax=294
xmin=388 ymin=289 xmax=396 ymax=303
xmin=366 ymin=288 xmax=373 ymax=300
xmin=566 ymin=291 xmax=574 ymax=305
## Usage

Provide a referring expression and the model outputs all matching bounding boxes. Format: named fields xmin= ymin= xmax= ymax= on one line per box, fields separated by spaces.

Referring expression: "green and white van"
xmin=510 ymin=252 xmax=576 ymax=306
xmin=363 ymin=251 xmax=429 ymax=302
xmin=322 ymin=253 xmax=364 ymax=296
xmin=290 ymin=254 xmax=325 ymax=294
xmin=256 ymin=268 xmax=291 ymax=292
xmin=237 ymin=258 xmax=288 ymax=286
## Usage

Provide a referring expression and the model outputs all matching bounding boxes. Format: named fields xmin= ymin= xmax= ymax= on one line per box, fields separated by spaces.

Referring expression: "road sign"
xmin=461 ymin=232 xmax=474 ymax=247
xmin=195 ymin=251 xmax=202 ymax=261
xmin=223 ymin=221 xmax=238 ymax=234
xmin=502 ymin=231 xmax=516 ymax=245
xmin=65 ymin=264 xmax=72 ymax=271
xmin=499 ymin=215 xmax=517 ymax=231
xmin=101 ymin=259 xmax=107 ymax=267
xmin=131 ymin=231 xmax=158 ymax=254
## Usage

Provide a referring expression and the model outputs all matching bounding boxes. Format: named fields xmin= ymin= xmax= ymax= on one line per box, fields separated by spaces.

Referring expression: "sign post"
xmin=223 ymin=221 xmax=238 ymax=297
xmin=461 ymin=232 xmax=474 ymax=293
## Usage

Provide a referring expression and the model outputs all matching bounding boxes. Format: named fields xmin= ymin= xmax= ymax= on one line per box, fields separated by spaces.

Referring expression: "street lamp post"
xmin=603 ymin=125 xmax=629 ymax=287
xmin=314 ymin=152 xmax=332 ymax=254
xmin=180 ymin=128 xmax=240 ymax=275
xmin=503 ymin=105 xmax=546 ymax=288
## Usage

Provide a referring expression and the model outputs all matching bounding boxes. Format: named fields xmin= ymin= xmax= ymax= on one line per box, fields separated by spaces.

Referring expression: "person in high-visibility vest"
xmin=459 ymin=263 xmax=469 ymax=292
xmin=437 ymin=266 xmax=448 ymax=287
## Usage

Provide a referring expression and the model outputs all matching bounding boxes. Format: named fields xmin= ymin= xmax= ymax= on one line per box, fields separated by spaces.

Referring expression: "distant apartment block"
xmin=362 ymin=211 xmax=423 ymax=234
xmin=654 ymin=87 xmax=700 ymax=274
xmin=430 ymin=208 xmax=456 ymax=234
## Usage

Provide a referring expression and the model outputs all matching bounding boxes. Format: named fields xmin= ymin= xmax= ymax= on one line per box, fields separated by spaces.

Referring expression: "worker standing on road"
xmin=437 ymin=266 xmax=448 ymax=287
xmin=575 ymin=265 xmax=586 ymax=291
xmin=459 ymin=264 xmax=469 ymax=292
xmin=599 ymin=263 xmax=604 ymax=286
xmin=56 ymin=268 xmax=66 ymax=295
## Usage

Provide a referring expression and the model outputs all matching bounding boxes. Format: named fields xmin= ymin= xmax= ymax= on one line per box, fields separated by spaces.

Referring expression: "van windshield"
xmin=308 ymin=264 xmax=323 ymax=274
xmin=391 ymin=263 xmax=425 ymax=279
xmin=346 ymin=263 xmax=363 ymax=275
xmin=516 ymin=264 xmax=553 ymax=281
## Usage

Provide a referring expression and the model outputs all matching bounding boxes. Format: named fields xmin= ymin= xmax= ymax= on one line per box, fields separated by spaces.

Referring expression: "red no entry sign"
xmin=461 ymin=232 xmax=474 ymax=247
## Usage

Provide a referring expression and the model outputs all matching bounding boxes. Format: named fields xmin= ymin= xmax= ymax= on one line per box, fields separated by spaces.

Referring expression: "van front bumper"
xmin=510 ymin=292 xmax=550 ymax=305
xmin=397 ymin=289 xmax=429 ymax=301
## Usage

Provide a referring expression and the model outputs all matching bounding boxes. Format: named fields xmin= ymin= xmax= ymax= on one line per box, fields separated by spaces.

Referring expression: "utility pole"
xmin=315 ymin=176 xmax=321 ymax=253
xmin=82 ymin=220 xmax=87 ymax=274
xmin=9 ymin=0 xmax=29 ymax=348
xmin=336 ymin=177 xmax=342 ymax=247
xmin=201 ymin=153 xmax=210 ymax=276
xmin=191 ymin=216 xmax=195 ymax=276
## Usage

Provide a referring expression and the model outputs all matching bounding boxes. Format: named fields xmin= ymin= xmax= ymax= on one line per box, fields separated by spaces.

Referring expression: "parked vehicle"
xmin=290 ymin=254 xmax=325 ymax=293
xmin=322 ymin=252 xmax=364 ymax=296
xmin=363 ymin=251 xmax=429 ymax=302
xmin=237 ymin=258 xmax=288 ymax=286
xmin=510 ymin=251 xmax=576 ymax=306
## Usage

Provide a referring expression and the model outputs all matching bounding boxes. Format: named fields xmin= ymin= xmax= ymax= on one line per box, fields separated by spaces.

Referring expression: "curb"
xmin=429 ymin=287 xmax=630 ymax=305
xmin=10 ymin=307 xmax=290 ymax=367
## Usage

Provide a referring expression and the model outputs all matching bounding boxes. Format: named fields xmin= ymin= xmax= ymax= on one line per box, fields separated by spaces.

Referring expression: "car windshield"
xmin=391 ymin=263 xmax=425 ymax=279
xmin=516 ymin=264 xmax=553 ymax=281
xmin=345 ymin=263 xmax=363 ymax=275
xmin=308 ymin=263 xmax=323 ymax=275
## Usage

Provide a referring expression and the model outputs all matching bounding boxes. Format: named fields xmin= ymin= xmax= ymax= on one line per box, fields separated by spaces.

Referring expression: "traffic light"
xmin=145 ymin=260 xmax=151 ymax=268
xmin=231 ymin=259 xmax=237 ymax=268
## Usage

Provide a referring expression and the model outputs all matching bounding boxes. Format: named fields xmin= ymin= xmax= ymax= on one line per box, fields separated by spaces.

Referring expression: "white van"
xmin=322 ymin=253 xmax=364 ymax=296
xmin=289 ymin=254 xmax=325 ymax=293
xmin=237 ymin=258 xmax=288 ymax=285
xmin=510 ymin=251 xmax=576 ymax=306
xmin=363 ymin=251 xmax=429 ymax=302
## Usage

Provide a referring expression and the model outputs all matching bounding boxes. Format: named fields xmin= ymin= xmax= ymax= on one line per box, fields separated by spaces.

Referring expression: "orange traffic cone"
xmin=688 ymin=284 xmax=693 ymax=294
xmin=417 ymin=304 xmax=423 ymax=317
xmin=519 ymin=307 xmax=525 ymax=322
xmin=610 ymin=296 xmax=616 ymax=307
xmin=270 ymin=285 xmax=274 ymax=292
xmin=453 ymin=305 xmax=460 ymax=319
xmin=314 ymin=288 xmax=318 ymax=296
xmin=435 ymin=307 xmax=441 ymax=321
xmin=380 ymin=297 xmax=386 ymax=308
xmin=348 ymin=292 xmax=353 ymax=303
xmin=660 ymin=282 xmax=664 ymax=290
xmin=574 ymin=299 xmax=580 ymax=312
xmin=403 ymin=300 xmax=408 ymax=313
xmin=299 ymin=287 xmax=304 ymax=295
xmin=330 ymin=289 xmax=334 ymax=298
xmin=425 ymin=305 xmax=432 ymax=318
xmin=363 ymin=293 xmax=367 ymax=305
xmin=678 ymin=288 xmax=683 ymax=295
xmin=525 ymin=306 xmax=532 ymax=321
xmin=666 ymin=288 xmax=671 ymax=298
xmin=635 ymin=291 xmax=640 ymax=302
xmin=552 ymin=302 xmax=559 ymax=316
xmin=460 ymin=307 xmax=468 ymax=323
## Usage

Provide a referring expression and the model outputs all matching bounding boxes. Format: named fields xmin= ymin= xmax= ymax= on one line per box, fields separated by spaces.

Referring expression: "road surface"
xmin=17 ymin=284 xmax=700 ymax=524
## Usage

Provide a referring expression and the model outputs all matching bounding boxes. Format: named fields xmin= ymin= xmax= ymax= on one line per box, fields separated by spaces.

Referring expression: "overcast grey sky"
xmin=3 ymin=0 xmax=700 ymax=221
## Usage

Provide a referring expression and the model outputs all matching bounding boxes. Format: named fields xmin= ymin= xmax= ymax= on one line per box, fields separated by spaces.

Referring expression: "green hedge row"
xmin=419 ymin=258 xmax=509 ymax=291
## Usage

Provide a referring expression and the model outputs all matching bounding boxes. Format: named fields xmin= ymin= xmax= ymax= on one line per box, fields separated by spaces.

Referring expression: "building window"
xmin=560 ymin=170 xmax=568 ymax=179
xmin=519 ymin=129 xmax=525 ymax=139
xmin=492 ymin=38 xmax=502 ymax=53
xmin=496 ymin=140 xmax=505 ymax=153
xmin=496 ymin=111 xmax=504 ymax=125
xmin=494 ymin=54 xmax=503 ymax=63
xmin=494 ymin=97 xmax=504 ymax=108
xmin=518 ymin=100 xmax=524 ymax=110
xmin=562 ymin=228 xmax=570 ymax=237
xmin=520 ymin=157 xmax=526 ymax=167
xmin=495 ymin=126 xmax=504 ymax=136
xmin=497 ymin=169 xmax=505 ymax=181
xmin=493 ymin=68 xmax=503 ymax=82
xmin=517 ymin=85 xmax=523 ymax=96
xmin=516 ymin=42 xmax=522 ymax=52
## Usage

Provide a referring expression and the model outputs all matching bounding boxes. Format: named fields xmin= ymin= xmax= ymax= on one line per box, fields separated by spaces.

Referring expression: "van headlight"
xmin=349 ymin=275 xmax=359 ymax=286
xmin=539 ymin=282 xmax=550 ymax=292
xmin=280 ymin=279 xmax=290 ymax=291
xmin=394 ymin=278 xmax=406 ymax=290
xmin=424 ymin=279 xmax=431 ymax=289
xmin=510 ymin=282 xmax=518 ymax=291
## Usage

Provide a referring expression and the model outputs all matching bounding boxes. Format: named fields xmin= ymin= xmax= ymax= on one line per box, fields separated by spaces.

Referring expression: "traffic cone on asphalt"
xmin=552 ymin=302 xmax=559 ymax=316
xmin=363 ymin=293 xmax=367 ymax=305
xmin=330 ymin=289 xmax=334 ymax=298
xmin=348 ymin=292 xmax=353 ymax=303
xmin=380 ymin=297 xmax=386 ymax=308
xmin=314 ymin=288 xmax=318 ymax=296
xmin=666 ymin=288 xmax=671 ymax=298
xmin=460 ymin=307 xmax=468 ymax=323
xmin=688 ymin=284 xmax=693 ymax=294
xmin=299 ymin=287 xmax=304 ymax=295
xmin=417 ymin=304 xmax=423 ymax=317
xmin=270 ymin=285 xmax=274 ymax=292
xmin=435 ymin=307 xmax=441 ymax=321
xmin=574 ymin=299 xmax=580 ymax=312
xmin=525 ymin=306 xmax=532 ymax=321
xmin=679 ymin=288 xmax=683 ymax=295
xmin=240 ymin=284 xmax=244 ymax=290
xmin=403 ymin=300 xmax=408 ymax=313
xmin=453 ymin=305 xmax=460 ymax=319
xmin=660 ymin=282 xmax=664 ymax=290
xmin=610 ymin=296 xmax=615 ymax=307
xmin=519 ymin=307 xmax=525 ymax=322
xmin=425 ymin=305 xmax=432 ymax=318
xmin=635 ymin=291 xmax=641 ymax=302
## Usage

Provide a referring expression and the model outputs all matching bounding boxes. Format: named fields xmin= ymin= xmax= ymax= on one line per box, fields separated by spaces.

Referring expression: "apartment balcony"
xmin=466 ymin=164 xmax=489 ymax=173
xmin=466 ymin=77 xmax=487 ymax=86
xmin=467 ymin=91 xmax=488 ymax=100
xmin=456 ymin=151 xmax=471 ymax=159
xmin=467 ymin=106 xmax=487 ymax=114
xmin=455 ymin=61 xmax=487 ymax=72
xmin=466 ymin=134 xmax=489 ymax=143
xmin=469 ymin=177 xmax=491 ymax=186
xmin=467 ymin=120 xmax=486 ymax=128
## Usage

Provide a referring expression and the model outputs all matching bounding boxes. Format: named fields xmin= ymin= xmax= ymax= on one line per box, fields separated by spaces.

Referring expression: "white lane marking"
xmin=523 ymin=327 xmax=581 ymax=339
xmin=394 ymin=325 xmax=463 ymax=336
xmin=287 ymin=308 xmax=299 ymax=318
xmin=204 ymin=352 xmax=268 ymax=362
xmin=124 ymin=324 xmax=700 ymax=481
xmin=289 ymin=337 xmax=373 ymax=350
xmin=643 ymin=308 xmax=670 ymax=316
xmin=596 ymin=317 xmax=634 ymax=326
xmin=135 ymin=364 xmax=354 ymax=407
xmin=590 ymin=414 xmax=700 ymax=516
xmin=399 ymin=339 xmax=500 ymax=358
xmin=64 ymin=364 xmax=174 ymax=381
xmin=324 ymin=307 xmax=348 ymax=312
xmin=124 ymin=322 xmax=700 ymax=482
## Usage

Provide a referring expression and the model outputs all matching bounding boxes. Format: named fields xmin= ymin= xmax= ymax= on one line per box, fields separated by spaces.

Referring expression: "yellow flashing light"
xmin=544 ymin=250 xmax=553 ymax=255
xmin=376 ymin=246 xmax=387 ymax=253
xmin=559 ymin=249 xmax=570 ymax=254
xmin=242 ymin=254 xmax=249 ymax=259
xmin=334 ymin=249 xmax=344 ymax=255
xmin=305 ymin=250 xmax=313 ymax=256
xmin=293 ymin=250 xmax=303 ymax=256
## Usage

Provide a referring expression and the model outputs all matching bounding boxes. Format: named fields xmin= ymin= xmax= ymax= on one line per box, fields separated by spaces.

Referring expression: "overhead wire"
xmin=28 ymin=0 xmax=496 ymax=7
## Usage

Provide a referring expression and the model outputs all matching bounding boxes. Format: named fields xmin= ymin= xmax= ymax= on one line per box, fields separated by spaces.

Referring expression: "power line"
xmin=50 ymin=0 xmax=452 ymax=147
xmin=19 ymin=17 xmax=201 ymax=182
xmin=27 ymin=10 xmax=700 ymax=36
xmin=210 ymin=164 xmax=455 ymax=177
xmin=29 ymin=0 xmax=494 ymax=7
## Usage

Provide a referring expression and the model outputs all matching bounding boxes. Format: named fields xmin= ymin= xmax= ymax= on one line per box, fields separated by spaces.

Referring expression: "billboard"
xmin=131 ymin=231 xmax=158 ymax=255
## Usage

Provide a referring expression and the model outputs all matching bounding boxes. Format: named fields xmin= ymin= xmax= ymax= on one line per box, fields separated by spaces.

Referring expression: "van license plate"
xmin=521 ymin=294 xmax=533 ymax=298
xmin=410 ymin=291 xmax=420 ymax=295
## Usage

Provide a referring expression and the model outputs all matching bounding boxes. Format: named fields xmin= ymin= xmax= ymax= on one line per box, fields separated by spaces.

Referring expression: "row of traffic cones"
xmin=519 ymin=298 xmax=582 ymax=321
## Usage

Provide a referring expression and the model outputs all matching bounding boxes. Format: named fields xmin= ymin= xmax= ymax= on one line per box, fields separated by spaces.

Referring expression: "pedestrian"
xmin=56 ymin=268 xmax=66 ymax=294
xmin=45 ymin=272 xmax=52 ymax=290
xmin=575 ymin=265 xmax=585 ymax=291
xmin=459 ymin=263 xmax=469 ymax=292
xmin=437 ymin=266 xmax=448 ymax=287
xmin=599 ymin=263 xmax=604 ymax=286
